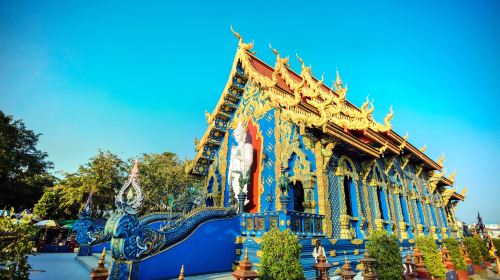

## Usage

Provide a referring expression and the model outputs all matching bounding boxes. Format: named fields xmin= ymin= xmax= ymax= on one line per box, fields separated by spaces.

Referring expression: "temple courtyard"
xmin=27 ymin=253 xmax=500 ymax=279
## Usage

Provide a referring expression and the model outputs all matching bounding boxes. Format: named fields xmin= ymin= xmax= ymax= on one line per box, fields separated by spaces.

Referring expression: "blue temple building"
xmin=185 ymin=29 xmax=467 ymax=277
xmin=74 ymin=29 xmax=467 ymax=279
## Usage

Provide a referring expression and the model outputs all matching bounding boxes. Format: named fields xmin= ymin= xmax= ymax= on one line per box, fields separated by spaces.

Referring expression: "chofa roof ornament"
xmin=115 ymin=159 xmax=143 ymax=214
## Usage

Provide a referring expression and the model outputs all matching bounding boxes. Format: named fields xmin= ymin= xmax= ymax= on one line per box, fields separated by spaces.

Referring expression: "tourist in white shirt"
xmin=312 ymin=239 xmax=327 ymax=262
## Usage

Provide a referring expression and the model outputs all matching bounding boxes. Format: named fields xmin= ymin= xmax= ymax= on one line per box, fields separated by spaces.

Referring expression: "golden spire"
xmin=244 ymin=247 xmax=249 ymax=261
xmin=98 ymin=248 xmax=106 ymax=267
xmin=178 ymin=265 xmax=184 ymax=280
xmin=334 ymin=68 xmax=343 ymax=90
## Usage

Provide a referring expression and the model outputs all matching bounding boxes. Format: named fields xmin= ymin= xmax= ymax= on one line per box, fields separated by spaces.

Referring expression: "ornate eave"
xmin=386 ymin=131 xmax=442 ymax=171
xmin=437 ymin=176 xmax=453 ymax=187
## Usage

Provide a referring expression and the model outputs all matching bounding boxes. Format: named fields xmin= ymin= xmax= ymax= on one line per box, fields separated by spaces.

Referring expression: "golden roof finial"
xmin=403 ymin=132 xmax=409 ymax=141
xmin=419 ymin=144 xmax=427 ymax=153
xmin=244 ymin=247 xmax=249 ymax=261
xmin=361 ymin=96 xmax=370 ymax=110
xmin=449 ymin=170 xmax=456 ymax=182
xmin=229 ymin=25 xmax=254 ymax=52
xmin=269 ymin=43 xmax=289 ymax=67
xmin=461 ymin=186 xmax=468 ymax=197
xmin=205 ymin=110 xmax=212 ymax=123
xmin=296 ymin=53 xmax=305 ymax=66
xmin=399 ymin=132 xmax=409 ymax=150
xmin=383 ymin=106 xmax=394 ymax=128
xmin=296 ymin=53 xmax=311 ymax=74
xmin=230 ymin=25 xmax=242 ymax=42
xmin=437 ymin=153 xmax=445 ymax=167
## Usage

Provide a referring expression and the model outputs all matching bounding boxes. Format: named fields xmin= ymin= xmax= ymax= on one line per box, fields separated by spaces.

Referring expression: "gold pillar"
xmin=340 ymin=214 xmax=352 ymax=239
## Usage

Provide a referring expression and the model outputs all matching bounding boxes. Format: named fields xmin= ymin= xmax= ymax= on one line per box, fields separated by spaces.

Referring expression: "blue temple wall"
xmin=138 ymin=216 xmax=240 ymax=279
xmin=326 ymin=153 xmax=342 ymax=238
xmin=257 ymin=109 xmax=278 ymax=212
xmin=321 ymin=151 xmax=454 ymax=241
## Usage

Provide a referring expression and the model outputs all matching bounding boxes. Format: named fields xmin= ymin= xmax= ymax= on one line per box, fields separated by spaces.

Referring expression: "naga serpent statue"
xmin=105 ymin=160 xmax=237 ymax=279
xmin=72 ymin=192 xmax=111 ymax=255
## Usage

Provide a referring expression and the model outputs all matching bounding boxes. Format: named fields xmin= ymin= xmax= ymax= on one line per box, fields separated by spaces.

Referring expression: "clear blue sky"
xmin=1 ymin=0 xmax=498 ymax=224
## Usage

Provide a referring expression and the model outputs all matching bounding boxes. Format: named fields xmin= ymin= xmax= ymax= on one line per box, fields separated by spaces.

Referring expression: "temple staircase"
xmin=75 ymin=250 xmax=112 ymax=272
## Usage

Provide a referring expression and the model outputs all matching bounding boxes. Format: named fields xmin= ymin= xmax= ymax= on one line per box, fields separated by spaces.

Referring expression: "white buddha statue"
xmin=228 ymin=121 xmax=254 ymax=204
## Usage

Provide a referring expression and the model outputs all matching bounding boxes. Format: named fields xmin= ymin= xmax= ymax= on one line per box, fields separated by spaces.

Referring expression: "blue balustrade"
xmin=240 ymin=210 xmax=325 ymax=237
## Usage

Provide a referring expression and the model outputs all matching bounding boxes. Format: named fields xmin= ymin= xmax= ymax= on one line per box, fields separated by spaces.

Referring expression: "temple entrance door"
xmin=292 ymin=181 xmax=305 ymax=212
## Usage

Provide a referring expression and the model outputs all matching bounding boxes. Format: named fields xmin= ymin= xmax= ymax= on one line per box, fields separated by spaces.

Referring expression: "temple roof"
xmin=187 ymin=29 xmax=453 ymax=183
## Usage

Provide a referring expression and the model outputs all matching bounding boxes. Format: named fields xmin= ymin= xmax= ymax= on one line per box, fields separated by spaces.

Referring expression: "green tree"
xmin=442 ymin=237 xmax=467 ymax=271
xmin=415 ymin=236 xmax=446 ymax=279
xmin=78 ymin=150 xmax=128 ymax=214
xmin=137 ymin=153 xmax=196 ymax=214
xmin=33 ymin=185 xmax=67 ymax=220
xmin=365 ymin=230 xmax=402 ymax=280
xmin=260 ymin=229 xmax=304 ymax=280
xmin=0 ymin=211 xmax=38 ymax=279
xmin=34 ymin=150 xmax=128 ymax=219
xmin=0 ymin=111 xmax=55 ymax=210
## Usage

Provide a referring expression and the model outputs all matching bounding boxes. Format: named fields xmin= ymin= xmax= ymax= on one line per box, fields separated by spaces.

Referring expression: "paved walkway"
xmin=28 ymin=253 xmax=89 ymax=280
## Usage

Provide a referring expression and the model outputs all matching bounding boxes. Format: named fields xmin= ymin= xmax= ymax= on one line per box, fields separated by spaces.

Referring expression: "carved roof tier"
xmin=187 ymin=31 xmax=449 ymax=176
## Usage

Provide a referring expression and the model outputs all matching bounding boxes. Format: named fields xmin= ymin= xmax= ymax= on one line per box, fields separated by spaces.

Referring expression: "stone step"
xmin=74 ymin=251 xmax=112 ymax=272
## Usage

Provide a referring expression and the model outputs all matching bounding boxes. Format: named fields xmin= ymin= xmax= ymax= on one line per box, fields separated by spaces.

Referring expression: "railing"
xmin=241 ymin=210 xmax=325 ymax=237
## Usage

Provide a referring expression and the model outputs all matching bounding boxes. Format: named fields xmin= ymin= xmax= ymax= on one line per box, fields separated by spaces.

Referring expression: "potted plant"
xmin=443 ymin=238 xmax=468 ymax=280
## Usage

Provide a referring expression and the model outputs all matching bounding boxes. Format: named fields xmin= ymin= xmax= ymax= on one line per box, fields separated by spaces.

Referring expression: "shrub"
xmin=415 ymin=235 xmax=446 ymax=279
xmin=442 ymin=238 xmax=467 ymax=271
xmin=473 ymin=236 xmax=493 ymax=262
xmin=463 ymin=237 xmax=481 ymax=265
xmin=365 ymin=230 xmax=402 ymax=280
xmin=493 ymin=238 xmax=500 ymax=254
xmin=260 ymin=229 xmax=304 ymax=280
xmin=0 ymin=210 xmax=38 ymax=279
